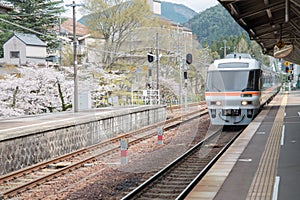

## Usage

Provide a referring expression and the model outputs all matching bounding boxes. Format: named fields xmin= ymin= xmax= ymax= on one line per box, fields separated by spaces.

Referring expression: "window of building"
xmin=10 ymin=51 xmax=20 ymax=58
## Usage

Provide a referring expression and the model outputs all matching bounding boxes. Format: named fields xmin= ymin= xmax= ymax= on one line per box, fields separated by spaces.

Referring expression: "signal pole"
xmin=155 ymin=32 xmax=160 ymax=104
xmin=223 ymin=40 xmax=227 ymax=58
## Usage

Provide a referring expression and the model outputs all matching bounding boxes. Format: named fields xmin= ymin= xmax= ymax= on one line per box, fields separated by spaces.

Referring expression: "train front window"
xmin=206 ymin=70 xmax=260 ymax=92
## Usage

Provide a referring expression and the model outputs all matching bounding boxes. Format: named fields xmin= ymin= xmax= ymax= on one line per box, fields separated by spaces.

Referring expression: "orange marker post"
xmin=120 ymin=139 xmax=128 ymax=164
xmin=158 ymin=127 xmax=163 ymax=145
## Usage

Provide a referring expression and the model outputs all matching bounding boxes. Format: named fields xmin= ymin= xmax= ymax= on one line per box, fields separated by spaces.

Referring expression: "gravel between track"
xmin=18 ymin=109 xmax=210 ymax=200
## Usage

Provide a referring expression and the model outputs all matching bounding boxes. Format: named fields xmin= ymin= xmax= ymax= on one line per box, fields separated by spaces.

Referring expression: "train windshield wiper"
xmin=212 ymin=85 xmax=221 ymax=92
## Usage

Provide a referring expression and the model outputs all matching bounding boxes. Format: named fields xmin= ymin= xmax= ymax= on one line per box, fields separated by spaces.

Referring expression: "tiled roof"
xmin=14 ymin=32 xmax=47 ymax=47
xmin=61 ymin=18 xmax=89 ymax=36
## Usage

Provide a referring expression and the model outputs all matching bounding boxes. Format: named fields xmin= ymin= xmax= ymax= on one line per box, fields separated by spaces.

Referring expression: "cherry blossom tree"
xmin=0 ymin=66 xmax=73 ymax=117
xmin=0 ymin=64 xmax=129 ymax=118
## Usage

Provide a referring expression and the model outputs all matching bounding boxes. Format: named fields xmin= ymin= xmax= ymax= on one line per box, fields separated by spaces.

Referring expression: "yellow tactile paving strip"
xmin=247 ymin=93 xmax=287 ymax=200
xmin=185 ymin=93 xmax=287 ymax=200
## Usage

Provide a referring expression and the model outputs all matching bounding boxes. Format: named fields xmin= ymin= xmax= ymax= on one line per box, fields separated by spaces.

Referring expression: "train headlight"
xmin=241 ymin=100 xmax=252 ymax=106
xmin=241 ymin=100 xmax=248 ymax=106
xmin=211 ymin=101 xmax=221 ymax=106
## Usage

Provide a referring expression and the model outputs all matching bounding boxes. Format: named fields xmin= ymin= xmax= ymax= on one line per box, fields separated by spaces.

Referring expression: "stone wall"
xmin=0 ymin=105 xmax=166 ymax=175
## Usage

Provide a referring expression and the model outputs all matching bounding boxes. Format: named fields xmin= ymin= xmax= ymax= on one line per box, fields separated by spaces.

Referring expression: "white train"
xmin=205 ymin=53 xmax=281 ymax=125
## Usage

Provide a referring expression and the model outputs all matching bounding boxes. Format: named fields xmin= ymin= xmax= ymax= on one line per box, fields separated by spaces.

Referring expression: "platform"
xmin=0 ymin=105 xmax=166 ymax=176
xmin=185 ymin=90 xmax=300 ymax=200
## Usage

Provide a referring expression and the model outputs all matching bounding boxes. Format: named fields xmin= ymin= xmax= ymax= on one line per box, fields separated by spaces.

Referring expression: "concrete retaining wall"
xmin=0 ymin=105 xmax=166 ymax=175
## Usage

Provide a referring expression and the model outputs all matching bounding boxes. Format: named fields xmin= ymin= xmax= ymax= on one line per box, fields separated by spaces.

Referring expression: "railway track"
xmin=0 ymin=104 xmax=207 ymax=199
xmin=121 ymin=126 xmax=244 ymax=200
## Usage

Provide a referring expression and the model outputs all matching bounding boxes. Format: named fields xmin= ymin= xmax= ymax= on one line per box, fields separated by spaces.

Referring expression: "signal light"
xmin=186 ymin=53 xmax=192 ymax=64
xmin=147 ymin=52 xmax=154 ymax=63
xmin=284 ymin=61 xmax=290 ymax=66
xmin=285 ymin=66 xmax=289 ymax=73
xmin=146 ymin=83 xmax=152 ymax=89
xmin=184 ymin=71 xmax=187 ymax=79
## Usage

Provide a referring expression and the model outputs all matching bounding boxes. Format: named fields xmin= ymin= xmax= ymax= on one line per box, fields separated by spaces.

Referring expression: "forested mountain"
xmin=161 ymin=1 xmax=197 ymax=24
xmin=185 ymin=4 xmax=246 ymax=46
xmin=79 ymin=1 xmax=197 ymax=25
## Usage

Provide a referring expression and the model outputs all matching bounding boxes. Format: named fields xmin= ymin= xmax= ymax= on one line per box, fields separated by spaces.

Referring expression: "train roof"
xmin=208 ymin=56 xmax=260 ymax=71
xmin=225 ymin=53 xmax=252 ymax=59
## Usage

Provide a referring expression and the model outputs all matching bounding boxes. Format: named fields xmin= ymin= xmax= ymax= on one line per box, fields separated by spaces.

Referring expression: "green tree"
xmin=83 ymin=0 xmax=152 ymax=69
xmin=186 ymin=4 xmax=246 ymax=46
xmin=236 ymin=37 xmax=249 ymax=53
xmin=249 ymin=41 xmax=270 ymax=66
xmin=0 ymin=0 xmax=65 ymax=55
xmin=0 ymin=32 xmax=13 ymax=58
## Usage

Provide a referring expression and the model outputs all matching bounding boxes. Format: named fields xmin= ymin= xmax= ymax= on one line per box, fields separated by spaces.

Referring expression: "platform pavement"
xmin=185 ymin=90 xmax=300 ymax=200
xmin=277 ymin=90 xmax=300 ymax=200
xmin=0 ymin=104 xmax=187 ymax=136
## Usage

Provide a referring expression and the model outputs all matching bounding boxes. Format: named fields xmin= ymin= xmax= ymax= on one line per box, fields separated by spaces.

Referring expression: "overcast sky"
xmin=63 ymin=0 xmax=219 ymax=18
xmin=164 ymin=0 xmax=219 ymax=13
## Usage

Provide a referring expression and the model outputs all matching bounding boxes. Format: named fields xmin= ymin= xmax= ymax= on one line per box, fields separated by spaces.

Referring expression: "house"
xmin=60 ymin=18 xmax=90 ymax=61
xmin=3 ymin=32 xmax=47 ymax=65
xmin=60 ymin=18 xmax=104 ymax=64
xmin=0 ymin=1 xmax=13 ymax=14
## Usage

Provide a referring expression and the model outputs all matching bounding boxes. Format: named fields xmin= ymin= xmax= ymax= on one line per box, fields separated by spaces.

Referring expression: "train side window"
xmin=247 ymin=71 xmax=255 ymax=90
xmin=254 ymin=70 xmax=260 ymax=90
xmin=258 ymin=70 xmax=262 ymax=89
xmin=245 ymin=70 xmax=260 ymax=91
xmin=261 ymin=71 xmax=272 ymax=88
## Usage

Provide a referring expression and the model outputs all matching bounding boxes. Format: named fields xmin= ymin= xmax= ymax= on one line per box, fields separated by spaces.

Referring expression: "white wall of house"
xmin=26 ymin=46 xmax=47 ymax=64
xmin=3 ymin=36 xmax=26 ymax=65
xmin=3 ymin=36 xmax=46 ymax=65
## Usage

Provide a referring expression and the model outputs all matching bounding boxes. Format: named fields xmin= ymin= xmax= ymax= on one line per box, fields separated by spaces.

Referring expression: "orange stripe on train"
xmin=205 ymin=91 xmax=260 ymax=96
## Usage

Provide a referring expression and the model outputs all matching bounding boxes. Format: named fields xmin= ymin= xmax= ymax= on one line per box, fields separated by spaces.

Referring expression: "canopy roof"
xmin=218 ymin=0 xmax=300 ymax=64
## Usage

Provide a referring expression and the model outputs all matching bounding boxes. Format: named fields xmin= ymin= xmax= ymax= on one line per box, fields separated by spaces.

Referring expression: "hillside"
xmin=185 ymin=4 xmax=246 ymax=45
xmin=161 ymin=1 xmax=197 ymax=24
xmin=78 ymin=1 xmax=197 ymax=25
xmin=77 ymin=2 xmax=247 ymax=50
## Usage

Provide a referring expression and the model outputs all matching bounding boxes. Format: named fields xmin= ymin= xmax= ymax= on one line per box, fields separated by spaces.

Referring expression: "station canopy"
xmin=218 ymin=0 xmax=300 ymax=65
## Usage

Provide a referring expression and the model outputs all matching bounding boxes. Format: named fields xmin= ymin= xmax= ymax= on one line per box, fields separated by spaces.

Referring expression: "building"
xmin=59 ymin=0 xmax=192 ymax=65
xmin=3 ymin=32 xmax=47 ymax=65
xmin=59 ymin=18 xmax=97 ymax=64
xmin=0 ymin=1 xmax=13 ymax=14
xmin=147 ymin=0 xmax=161 ymax=15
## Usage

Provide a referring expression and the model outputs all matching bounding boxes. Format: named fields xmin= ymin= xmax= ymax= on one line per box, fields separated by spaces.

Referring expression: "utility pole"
xmin=66 ymin=1 xmax=83 ymax=112
xmin=177 ymin=25 xmax=182 ymax=106
xmin=59 ymin=14 xmax=62 ymax=67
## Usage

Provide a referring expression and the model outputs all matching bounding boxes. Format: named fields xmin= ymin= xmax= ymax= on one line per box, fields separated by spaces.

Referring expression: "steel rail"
xmin=176 ymin=128 xmax=243 ymax=199
xmin=0 ymin=106 xmax=207 ymax=199
xmin=121 ymin=128 xmax=243 ymax=200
